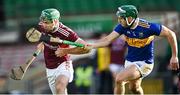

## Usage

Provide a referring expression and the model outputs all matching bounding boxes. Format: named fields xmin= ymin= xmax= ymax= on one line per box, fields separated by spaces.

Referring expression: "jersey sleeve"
xmin=149 ymin=23 xmax=162 ymax=36
xmin=113 ymin=24 xmax=124 ymax=34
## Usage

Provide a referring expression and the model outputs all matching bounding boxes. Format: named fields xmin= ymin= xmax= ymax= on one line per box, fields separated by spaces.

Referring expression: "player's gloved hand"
xmin=40 ymin=34 xmax=51 ymax=43
xmin=168 ymin=56 xmax=179 ymax=70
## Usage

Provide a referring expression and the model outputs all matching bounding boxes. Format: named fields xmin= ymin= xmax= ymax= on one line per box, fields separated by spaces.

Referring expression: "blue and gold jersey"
xmin=114 ymin=19 xmax=162 ymax=64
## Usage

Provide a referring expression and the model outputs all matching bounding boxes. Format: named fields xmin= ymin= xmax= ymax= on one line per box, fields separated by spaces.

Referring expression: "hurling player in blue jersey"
xmin=88 ymin=5 xmax=179 ymax=94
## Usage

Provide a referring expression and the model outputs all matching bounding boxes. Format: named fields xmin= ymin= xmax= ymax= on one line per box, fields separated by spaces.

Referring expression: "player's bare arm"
xmin=55 ymin=38 xmax=90 ymax=57
xmin=91 ymin=31 xmax=120 ymax=48
xmin=159 ymin=25 xmax=179 ymax=70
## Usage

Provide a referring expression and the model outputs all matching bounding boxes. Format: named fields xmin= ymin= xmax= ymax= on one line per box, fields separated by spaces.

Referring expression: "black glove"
xmin=40 ymin=34 xmax=51 ymax=43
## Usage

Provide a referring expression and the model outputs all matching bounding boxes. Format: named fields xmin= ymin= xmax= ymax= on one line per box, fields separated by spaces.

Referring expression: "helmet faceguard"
xmin=116 ymin=5 xmax=138 ymax=26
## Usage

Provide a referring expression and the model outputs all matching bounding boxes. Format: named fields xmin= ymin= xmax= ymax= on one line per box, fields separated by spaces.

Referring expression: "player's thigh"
xmin=56 ymin=61 xmax=74 ymax=82
xmin=128 ymin=78 xmax=142 ymax=89
xmin=116 ymin=64 xmax=141 ymax=82
xmin=55 ymin=61 xmax=74 ymax=87
xmin=56 ymin=74 xmax=69 ymax=87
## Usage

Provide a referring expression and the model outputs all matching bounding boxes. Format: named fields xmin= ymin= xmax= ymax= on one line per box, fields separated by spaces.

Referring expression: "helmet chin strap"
xmin=125 ymin=17 xmax=136 ymax=27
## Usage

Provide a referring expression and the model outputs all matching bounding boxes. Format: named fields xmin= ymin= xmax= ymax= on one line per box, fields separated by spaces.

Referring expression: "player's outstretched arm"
xmin=90 ymin=31 xmax=120 ymax=48
xmin=55 ymin=47 xmax=90 ymax=57
xmin=55 ymin=38 xmax=90 ymax=57
xmin=159 ymin=25 xmax=179 ymax=70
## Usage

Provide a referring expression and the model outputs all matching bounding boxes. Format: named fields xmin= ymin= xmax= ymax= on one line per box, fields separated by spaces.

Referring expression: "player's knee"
xmin=115 ymin=77 xmax=124 ymax=85
xmin=55 ymin=81 xmax=66 ymax=93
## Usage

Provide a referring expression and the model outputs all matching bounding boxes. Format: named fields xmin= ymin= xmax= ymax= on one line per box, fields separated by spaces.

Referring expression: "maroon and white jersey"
xmin=37 ymin=23 xmax=79 ymax=69
xmin=110 ymin=38 xmax=127 ymax=65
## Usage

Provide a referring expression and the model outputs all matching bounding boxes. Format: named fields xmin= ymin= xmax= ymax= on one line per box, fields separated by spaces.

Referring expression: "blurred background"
xmin=0 ymin=0 xmax=180 ymax=94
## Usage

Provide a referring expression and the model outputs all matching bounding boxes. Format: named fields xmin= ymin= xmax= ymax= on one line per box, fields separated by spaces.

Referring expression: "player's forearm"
xmin=167 ymin=30 xmax=178 ymax=57
xmin=92 ymin=38 xmax=111 ymax=48
xmin=63 ymin=47 xmax=90 ymax=54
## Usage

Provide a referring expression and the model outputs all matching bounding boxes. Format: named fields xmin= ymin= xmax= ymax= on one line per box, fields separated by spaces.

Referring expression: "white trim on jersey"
xmin=58 ymin=28 xmax=70 ymax=37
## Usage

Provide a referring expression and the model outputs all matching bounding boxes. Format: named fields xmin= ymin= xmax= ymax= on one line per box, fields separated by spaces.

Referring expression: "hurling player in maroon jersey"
xmin=37 ymin=8 xmax=90 ymax=94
